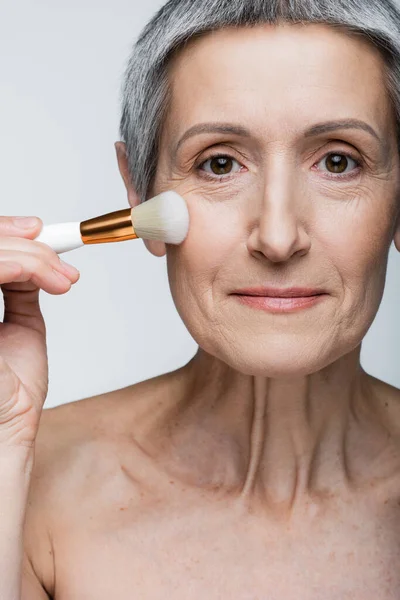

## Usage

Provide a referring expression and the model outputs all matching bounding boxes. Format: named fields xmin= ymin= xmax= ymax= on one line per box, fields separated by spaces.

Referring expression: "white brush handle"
xmin=34 ymin=222 xmax=84 ymax=254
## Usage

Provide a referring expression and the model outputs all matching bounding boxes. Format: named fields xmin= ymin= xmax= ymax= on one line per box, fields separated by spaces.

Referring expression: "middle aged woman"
xmin=18 ymin=0 xmax=400 ymax=598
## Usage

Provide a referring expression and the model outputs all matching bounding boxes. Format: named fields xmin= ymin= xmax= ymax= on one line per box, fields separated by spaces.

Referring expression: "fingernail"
xmin=13 ymin=217 xmax=40 ymax=229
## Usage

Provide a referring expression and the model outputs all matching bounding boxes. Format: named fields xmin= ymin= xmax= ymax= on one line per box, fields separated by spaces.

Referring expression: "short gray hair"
xmin=119 ymin=0 xmax=400 ymax=202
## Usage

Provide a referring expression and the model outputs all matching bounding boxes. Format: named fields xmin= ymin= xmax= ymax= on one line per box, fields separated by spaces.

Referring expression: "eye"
xmin=198 ymin=154 xmax=242 ymax=178
xmin=196 ymin=151 xmax=362 ymax=182
xmin=316 ymin=153 xmax=361 ymax=178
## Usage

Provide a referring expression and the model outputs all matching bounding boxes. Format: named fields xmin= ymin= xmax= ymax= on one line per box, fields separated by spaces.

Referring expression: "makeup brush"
xmin=33 ymin=191 xmax=189 ymax=254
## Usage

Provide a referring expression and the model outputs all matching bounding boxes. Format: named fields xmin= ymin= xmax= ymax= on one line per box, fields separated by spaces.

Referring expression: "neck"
xmin=135 ymin=346 xmax=389 ymax=514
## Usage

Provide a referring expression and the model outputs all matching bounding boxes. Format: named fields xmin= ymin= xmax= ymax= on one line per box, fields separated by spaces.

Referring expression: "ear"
xmin=115 ymin=142 xmax=166 ymax=258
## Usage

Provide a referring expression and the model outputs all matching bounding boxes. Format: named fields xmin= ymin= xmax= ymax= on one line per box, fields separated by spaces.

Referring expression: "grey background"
xmin=0 ymin=0 xmax=398 ymax=409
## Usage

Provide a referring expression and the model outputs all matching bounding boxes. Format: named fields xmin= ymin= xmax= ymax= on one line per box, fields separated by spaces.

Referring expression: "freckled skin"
xmin=23 ymin=23 xmax=400 ymax=599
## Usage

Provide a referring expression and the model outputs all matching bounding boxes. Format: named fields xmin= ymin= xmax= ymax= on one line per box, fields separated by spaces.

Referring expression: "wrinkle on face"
xmin=135 ymin=23 xmax=400 ymax=507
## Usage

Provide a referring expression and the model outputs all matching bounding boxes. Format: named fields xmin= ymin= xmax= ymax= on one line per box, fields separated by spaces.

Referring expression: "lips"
xmin=231 ymin=287 xmax=325 ymax=298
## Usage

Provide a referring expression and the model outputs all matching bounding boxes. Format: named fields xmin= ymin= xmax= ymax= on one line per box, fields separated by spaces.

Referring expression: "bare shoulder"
xmin=33 ymin=390 xmax=128 ymax=486
xmin=366 ymin=372 xmax=400 ymax=429
xmin=23 ymin=392 xmax=114 ymax=597
xmin=24 ymin=372 xmax=172 ymax=596
xmin=32 ymin=373 xmax=169 ymax=488
xmin=25 ymin=368 xmax=178 ymax=518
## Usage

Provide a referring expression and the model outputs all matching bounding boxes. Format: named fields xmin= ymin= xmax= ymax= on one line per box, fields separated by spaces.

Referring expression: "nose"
xmin=246 ymin=165 xmax=311 ymax=263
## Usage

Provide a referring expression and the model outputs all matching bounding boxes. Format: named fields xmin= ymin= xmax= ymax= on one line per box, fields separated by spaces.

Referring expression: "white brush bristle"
xmin=131 ymin=191 xmax=189 ymax=244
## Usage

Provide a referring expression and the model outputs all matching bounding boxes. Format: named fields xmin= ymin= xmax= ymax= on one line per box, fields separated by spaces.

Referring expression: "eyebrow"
xmin=173 ymin=118 xmax=384 ymax=157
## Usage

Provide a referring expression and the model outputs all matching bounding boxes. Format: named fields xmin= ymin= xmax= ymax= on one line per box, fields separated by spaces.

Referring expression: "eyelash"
xmin=196 ymin=151 xmax=363 ymax=182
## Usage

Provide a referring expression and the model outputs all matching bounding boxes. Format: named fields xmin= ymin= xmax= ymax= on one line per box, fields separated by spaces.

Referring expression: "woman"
xmin=1 ymin=0 xmax=400 ymax=598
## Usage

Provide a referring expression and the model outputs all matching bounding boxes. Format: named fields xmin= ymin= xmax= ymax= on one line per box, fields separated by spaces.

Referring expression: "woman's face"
xmin=150 ymin=23 xmax=400 ymax=376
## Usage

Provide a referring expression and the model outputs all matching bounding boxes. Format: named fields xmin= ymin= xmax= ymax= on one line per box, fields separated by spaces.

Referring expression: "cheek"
xmin=165 ymin=199 xmax=241 ymax=326
xmin=169 ymin=199 xmax=241 ymax=277
xmin=321 ymin=194 xmax=393 ymax=279
xmin=317 ymin=194 xmax=395 ymax=338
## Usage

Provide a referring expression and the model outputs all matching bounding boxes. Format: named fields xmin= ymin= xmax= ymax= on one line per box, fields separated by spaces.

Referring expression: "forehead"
xmin=165 ymin=23 xmax=393 ymax=138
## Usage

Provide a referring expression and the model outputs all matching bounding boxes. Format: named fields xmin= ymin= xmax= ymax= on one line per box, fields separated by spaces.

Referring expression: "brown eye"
xmin=209 ymin=156 xmax=233 ymax=175
xmin=199 ymin=154 xmax=242 ymax=178
xmin=322 ymin=154 xmax=357 ymax=174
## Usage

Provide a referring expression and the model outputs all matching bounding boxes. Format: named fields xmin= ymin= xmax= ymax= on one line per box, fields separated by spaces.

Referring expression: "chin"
xmin=204 ymin=336 xmax=354 ymax=378
xmin=220 ymin=354 xmax=330 ymax=378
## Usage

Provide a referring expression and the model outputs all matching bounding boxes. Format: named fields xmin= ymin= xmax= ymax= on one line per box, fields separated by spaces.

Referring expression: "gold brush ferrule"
xmin=80 ymin=208 xmax=139 ymax=245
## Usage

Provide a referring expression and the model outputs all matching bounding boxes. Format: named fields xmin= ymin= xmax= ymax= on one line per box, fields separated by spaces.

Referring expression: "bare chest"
xmin=53 ymin=496 xmax=400 ymax=600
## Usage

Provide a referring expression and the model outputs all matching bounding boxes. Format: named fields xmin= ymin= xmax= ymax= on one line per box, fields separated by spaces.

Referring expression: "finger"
xmin=0 ymin=251 xmax=74 ymax=295
xmin=0 ymin=237 xmax=80 ymax=280
xmin=0 ymin=216 xmax=43 ymax=239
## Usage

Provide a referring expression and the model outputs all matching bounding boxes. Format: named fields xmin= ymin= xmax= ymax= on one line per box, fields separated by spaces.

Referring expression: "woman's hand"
xmin=0 ymin=216 xmax=80 ymax=448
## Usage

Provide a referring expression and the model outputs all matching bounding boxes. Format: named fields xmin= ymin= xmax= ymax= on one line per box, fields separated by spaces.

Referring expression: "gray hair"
xmin=119 ymin=0 xmax=400 ymax=202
